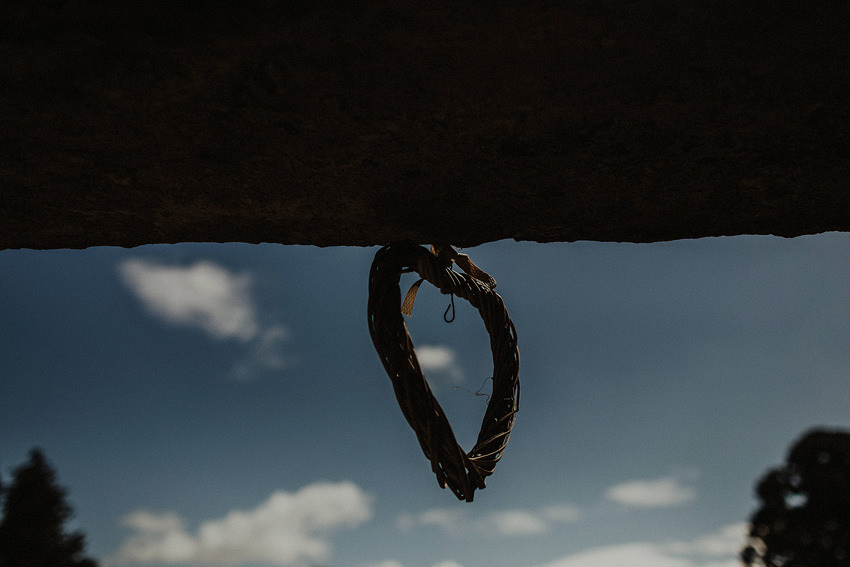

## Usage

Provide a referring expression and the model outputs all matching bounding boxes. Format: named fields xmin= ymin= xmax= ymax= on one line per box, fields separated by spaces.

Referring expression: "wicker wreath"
xmin=367 ymin=242 xmax=520 ymax=502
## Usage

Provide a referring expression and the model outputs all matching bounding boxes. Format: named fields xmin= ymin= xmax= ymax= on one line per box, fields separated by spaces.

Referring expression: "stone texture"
xmin=2 ymin=0 xmax=848 ymax=249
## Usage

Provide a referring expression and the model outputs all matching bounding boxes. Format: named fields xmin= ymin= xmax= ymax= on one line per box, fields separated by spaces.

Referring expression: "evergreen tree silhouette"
xmin=0 ymin=448 xmax=97 ymax=567
xmin=742 ymin=429 xmax=850 ymax=567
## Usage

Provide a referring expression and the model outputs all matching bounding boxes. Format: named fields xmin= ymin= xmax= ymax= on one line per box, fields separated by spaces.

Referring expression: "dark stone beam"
xmin=3 ymin=0 xmax=848 ymax=250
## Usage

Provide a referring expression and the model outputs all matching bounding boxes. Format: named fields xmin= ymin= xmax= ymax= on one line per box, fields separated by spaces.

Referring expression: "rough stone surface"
xmin=2 ymin=0 xmax=849 ymax=250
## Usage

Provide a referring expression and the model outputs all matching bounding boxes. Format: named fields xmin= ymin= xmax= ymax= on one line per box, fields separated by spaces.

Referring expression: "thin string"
xmin=443 ymin=293 xmax=455 ymax=323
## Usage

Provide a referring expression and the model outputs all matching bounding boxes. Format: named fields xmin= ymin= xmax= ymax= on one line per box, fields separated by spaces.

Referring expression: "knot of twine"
xmin=367 ymin=242 xmax=520 ymax=502
xmin=401 ymin=244 xmax=497 ymax=317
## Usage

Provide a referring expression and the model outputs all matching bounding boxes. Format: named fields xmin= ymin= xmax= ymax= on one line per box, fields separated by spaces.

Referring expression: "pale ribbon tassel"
xmin=401 ymin=245 xmax=496 ymax=316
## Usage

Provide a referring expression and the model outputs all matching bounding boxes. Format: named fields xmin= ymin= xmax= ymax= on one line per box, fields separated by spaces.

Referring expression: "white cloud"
xmin=119 ymin=259 xmax=293 ymax=379
xmin=119 ymin=259 xmax=259 ymax=341
xmin=541 ymin=503 xmax=583 ymax=523
xmin=485 ymin=509 xmax=549 ymax=535
xmin=542 ymin=542 xmax=693 ymax=567
xmin=663 ymin=523 xmax=749 ymax=558
xmin=396 ymin=507 xmax=467 ymax=535
xmin=376 ymin=562 xmax=463 ymax=567
xmin=417 ymin=507 xmax=465 ymax=530
xmin=604 ymin=474 xmax=697 ymax=508
xmin=111 ymin=481 xmax=372 ymax=566
xmin=416 ymin=345 xmax=464 ymax=383
xmin=397 ymin=501 xmax=580 ymax=538
xmin=118 ymin=511 xmax=197 ymax=562
xmin=538 ymin=523 xmax=746 ymax=567
xmin=365 ymin=561 xmax=404 ymax=567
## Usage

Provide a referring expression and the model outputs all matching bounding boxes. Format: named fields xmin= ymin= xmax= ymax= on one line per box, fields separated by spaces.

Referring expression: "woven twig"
xmin=367 ymin=242 xmax=520 ymax=502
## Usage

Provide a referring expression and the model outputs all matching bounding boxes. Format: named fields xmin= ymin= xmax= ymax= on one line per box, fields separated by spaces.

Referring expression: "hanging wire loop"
xmin=367 ymin=242 xmax=520 ymax=502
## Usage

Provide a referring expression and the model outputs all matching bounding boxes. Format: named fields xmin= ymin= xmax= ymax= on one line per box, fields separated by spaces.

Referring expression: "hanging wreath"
xmin=367 ymin=242 xmax=520 ymax=502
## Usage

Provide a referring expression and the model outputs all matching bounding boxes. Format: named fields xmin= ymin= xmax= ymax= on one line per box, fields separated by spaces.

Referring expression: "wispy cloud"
xmin=537 ymin=523 xmax=746 ymax=567
xmin=231 ymin=325 xmax=291 ymax=380
xmin=416 ymin=344 xmax=464 ymax=384
xmin=364 ymin=561 xmax=404 ymax=567
xmin=415 ymin=507 xmax=465 ymax=530
xmin=541 ymin=542 xmax=693 ymax=567
xmin=664 ymin=523 xmax=749 ymax=557
xmin=118 ymin=259 xmax=293 ymax=379
xmin=397 ymin=502 xmax=581 ymax=537
xmin=110 ymin=481 xmax=372 ymax=567
xmin=485 ymin=509 xmax=549 ymax=535
xmin=364 ymin=561 xmax=463 ymax=567
xmin=541 ymin=503 xmax=583 ymax=523
xmin=604 ymin=473 xmax=698 ymax=508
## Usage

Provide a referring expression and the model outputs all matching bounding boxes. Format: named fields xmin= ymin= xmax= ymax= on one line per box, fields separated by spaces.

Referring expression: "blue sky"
xmin=2 ymin=235 xmax=849 ymax=567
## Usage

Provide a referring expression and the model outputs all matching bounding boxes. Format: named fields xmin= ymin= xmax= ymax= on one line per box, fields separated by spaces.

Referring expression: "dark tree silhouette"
xmin=0 ymin=448 xmax=98 ymax=567
xmin=742 ymin=429 xmax=850 ymax=567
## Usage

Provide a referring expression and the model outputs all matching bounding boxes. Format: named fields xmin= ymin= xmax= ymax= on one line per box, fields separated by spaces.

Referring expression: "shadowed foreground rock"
xmin=2 ymin=0 xmax=848 ymax=250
